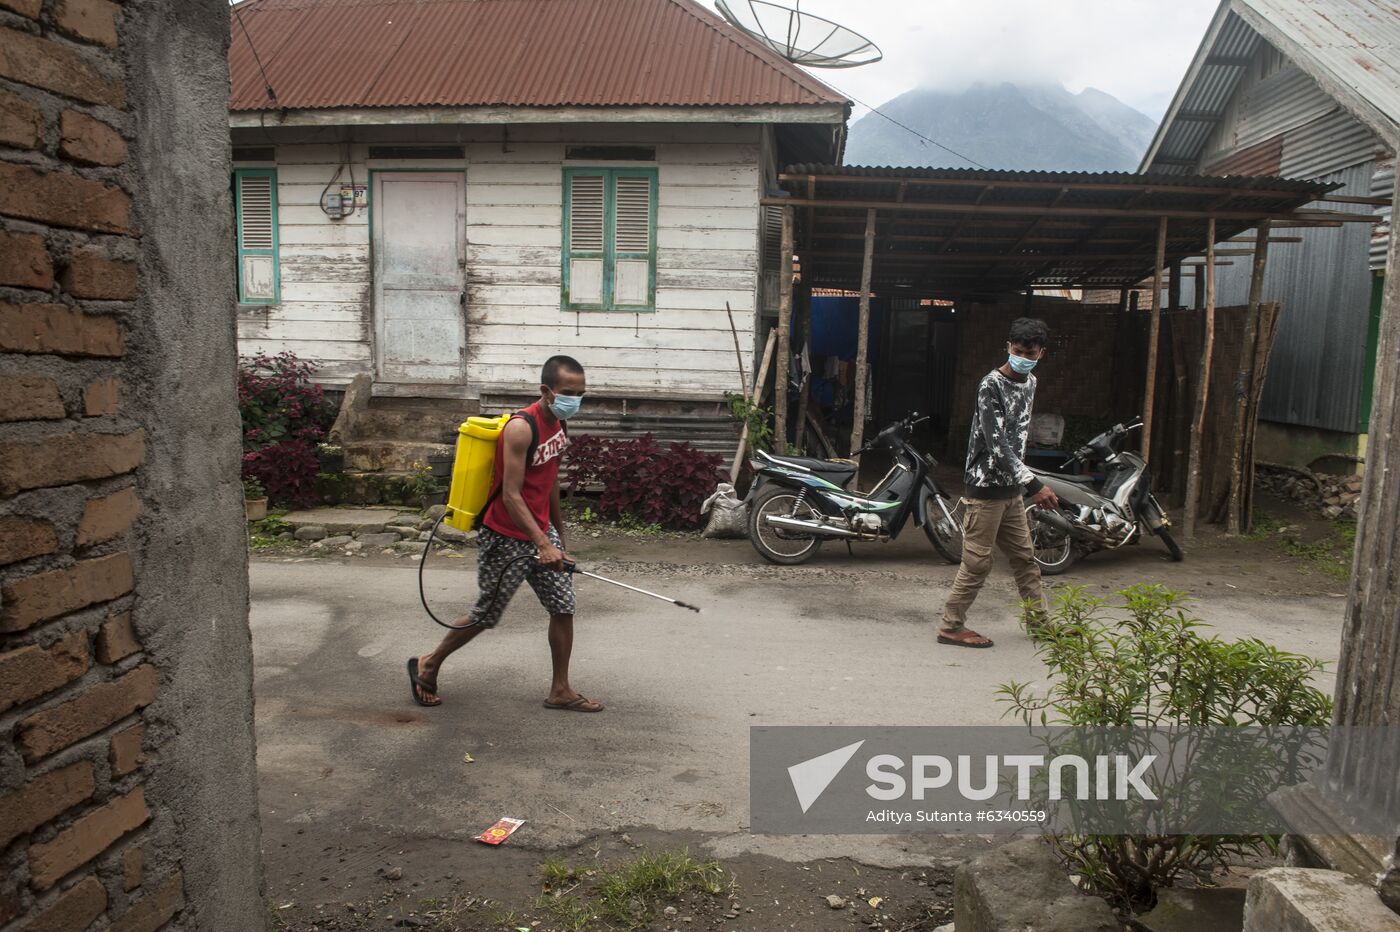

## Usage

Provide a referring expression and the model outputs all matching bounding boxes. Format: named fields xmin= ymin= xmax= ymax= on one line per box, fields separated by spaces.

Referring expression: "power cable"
xmin=814 ymin=78 xmax=991 ymax=170
xmin=232 ymin=2 xmax=278 ymax=107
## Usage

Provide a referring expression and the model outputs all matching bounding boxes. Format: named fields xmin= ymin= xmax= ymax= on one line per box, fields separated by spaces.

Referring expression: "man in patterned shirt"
xmin=938 ymin=318 xmax=1059 ymax=648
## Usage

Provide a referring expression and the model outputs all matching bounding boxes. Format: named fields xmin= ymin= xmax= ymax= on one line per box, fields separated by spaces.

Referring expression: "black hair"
xmin=1008 ymin=317 xmax=1049 ymax=349
xmin=541 ymin=354 xmax=585 ymax=388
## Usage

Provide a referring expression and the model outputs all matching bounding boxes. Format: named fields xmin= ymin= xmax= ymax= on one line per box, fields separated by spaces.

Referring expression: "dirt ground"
xmin=253 ymin=488 xmax=1350 ymax=931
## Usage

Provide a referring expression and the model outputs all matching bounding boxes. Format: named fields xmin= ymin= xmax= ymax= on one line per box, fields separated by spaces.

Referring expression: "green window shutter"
xmin=562 ymin=167 xmax=657 ymax=311
xmin=235 ymin=169 xmax=279 ymax=304
xmin=611 ymin=170 xmax=656 ymax=309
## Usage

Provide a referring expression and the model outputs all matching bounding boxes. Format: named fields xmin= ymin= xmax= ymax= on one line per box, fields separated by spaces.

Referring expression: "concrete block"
xmin=356 ymin=533 xmax=399 ymax=548
xmin=1134 ymin=886 xmax=1245 ymax=932
xmin=954 ymin=838 xmax=1118 ymax=932
xmin=1244 ymin=868 xmax=1400 ymax=932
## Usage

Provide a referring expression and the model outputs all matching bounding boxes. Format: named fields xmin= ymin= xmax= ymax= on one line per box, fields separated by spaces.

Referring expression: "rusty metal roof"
xmin=228 ymin=0 xmax=848 ymax=112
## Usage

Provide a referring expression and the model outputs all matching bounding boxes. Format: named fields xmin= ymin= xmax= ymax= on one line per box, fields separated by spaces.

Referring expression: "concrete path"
xmin=250 ymin=546 xmax=1344 ymax=867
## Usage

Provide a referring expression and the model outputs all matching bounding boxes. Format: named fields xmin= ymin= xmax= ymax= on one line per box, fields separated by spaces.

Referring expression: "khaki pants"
xmin=940 ymin=496 xmax=1046 ymax=632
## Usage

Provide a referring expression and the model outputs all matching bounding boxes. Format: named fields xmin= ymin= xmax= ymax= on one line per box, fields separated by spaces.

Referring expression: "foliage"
xmin=316 ymin=443 xmax=343 ymax=456
xmin=535 ymin=849 xmax=727 ymax=931
xmin=998 ymin=584 xmax=1333 ymax=911
xmin=238 ymin=352 xmax=336 ymax=506
xmin=724 ymin=392 xmax=773 ymax=453
xmin=564 ymin=434 xmax=724 ymax=530
xmin=242 ymin=476 xmax=266 ymax=499
xmin=405 ymin=461 xmax=441 ymax=501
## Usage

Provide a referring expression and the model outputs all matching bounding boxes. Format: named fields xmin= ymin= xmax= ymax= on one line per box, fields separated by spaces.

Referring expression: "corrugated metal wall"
xmin=1372 ymin=158 xmax=1394 ymax=272
xmin=1203 ymin=164 xmax=1377 ymax=433
xmin=1180 ymin=38 xmax=1390 ymax=434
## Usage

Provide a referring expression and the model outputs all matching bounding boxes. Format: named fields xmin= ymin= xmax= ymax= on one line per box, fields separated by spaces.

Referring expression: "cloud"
xmin=747 ymin=0 xmax=1219 ymax=118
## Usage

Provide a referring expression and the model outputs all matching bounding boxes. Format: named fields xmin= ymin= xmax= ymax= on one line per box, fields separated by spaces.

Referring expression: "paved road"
xmin=250 ymin=543 xmax=1344 ymax=867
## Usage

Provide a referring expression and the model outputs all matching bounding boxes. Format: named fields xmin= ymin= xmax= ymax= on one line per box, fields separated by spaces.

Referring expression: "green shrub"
xmin=999 ymin=584 xmax=1332 ymax=911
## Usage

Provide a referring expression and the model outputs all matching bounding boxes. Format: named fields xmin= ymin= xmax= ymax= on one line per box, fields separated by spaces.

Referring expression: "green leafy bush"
xmin=999 ymin=584 xmax=1332 ymax=911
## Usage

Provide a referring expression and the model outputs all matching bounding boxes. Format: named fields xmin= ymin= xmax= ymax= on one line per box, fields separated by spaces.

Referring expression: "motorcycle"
xmin=744 ymin=413 xmax=964 ymax=566
xmin=1024 ymin=419 xmax=1183 ymax=574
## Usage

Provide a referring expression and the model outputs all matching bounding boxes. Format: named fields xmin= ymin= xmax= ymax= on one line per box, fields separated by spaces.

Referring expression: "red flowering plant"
xmin=237 ymin=352 xmax=335 ymax=506
xmin=563 ymin=434 xmax=723 ymax=530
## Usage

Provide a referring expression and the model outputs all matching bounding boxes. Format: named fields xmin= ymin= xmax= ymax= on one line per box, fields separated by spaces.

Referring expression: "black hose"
xmin=417 ymin=513 xmax=538 ymax=630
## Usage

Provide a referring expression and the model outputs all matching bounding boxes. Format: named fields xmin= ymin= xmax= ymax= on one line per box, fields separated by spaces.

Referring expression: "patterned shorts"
xmin=469 ymin=525 xmax=575 ymax=628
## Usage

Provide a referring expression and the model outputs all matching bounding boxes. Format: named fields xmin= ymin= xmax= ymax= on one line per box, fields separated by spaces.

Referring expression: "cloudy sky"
xmin=732 ymin=0 xmax=1221 ymax=120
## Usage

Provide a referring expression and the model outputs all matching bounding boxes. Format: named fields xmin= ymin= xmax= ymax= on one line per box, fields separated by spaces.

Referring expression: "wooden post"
xmin=773 ymin=206 xmax=794 ymax=453
xmin=1168 ymin=258 xmax=1183 ymax=310
xmin=1183 ymin=218 xmax=1216 ymax=539
xmin=1194 ymin=264 xmax=1205 ymax=311
xmin=724 ymin=302 xmax=747 ymax=402
xmin=729 ymin=329 xmax=778 ymax=484
xmin=794 ymin=284 xmax=812 ymax=454
xmin=1226 ymin=219 xmax=1271 ymax=534
xmin=1141 ymin=217 xmax=1168 ymax=462
xmin=849 ymin=208 xmax=876 ymax=455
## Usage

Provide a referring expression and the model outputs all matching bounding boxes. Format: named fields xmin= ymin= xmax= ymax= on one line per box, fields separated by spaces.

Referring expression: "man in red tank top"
xmin=408 ymin=356 xmax=603 ymax=712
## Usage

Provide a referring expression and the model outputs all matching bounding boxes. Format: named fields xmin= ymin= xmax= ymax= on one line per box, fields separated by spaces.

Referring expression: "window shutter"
xmin=612 ymin=173 xmax=654 ymax=307
xmin=236 ymin=170 xmax=279 ymax=303
xmin=759 ymin=204 xmax=784 ymax=311
xmin=566 ymin=172 xmax=606 ymax=306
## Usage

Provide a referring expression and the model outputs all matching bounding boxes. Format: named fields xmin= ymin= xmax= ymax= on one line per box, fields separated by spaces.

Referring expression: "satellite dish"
xmin=716 ymin=0 xmax=882 ymax=68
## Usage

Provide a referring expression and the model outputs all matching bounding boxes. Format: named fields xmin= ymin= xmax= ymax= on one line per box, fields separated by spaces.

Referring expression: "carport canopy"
xmin=770 ymin=164 xmax=1373 ymax=298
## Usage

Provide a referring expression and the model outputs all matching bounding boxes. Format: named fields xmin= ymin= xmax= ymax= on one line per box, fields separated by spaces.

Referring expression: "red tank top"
xmin=482 ymin=400 xmax=568 ymax=541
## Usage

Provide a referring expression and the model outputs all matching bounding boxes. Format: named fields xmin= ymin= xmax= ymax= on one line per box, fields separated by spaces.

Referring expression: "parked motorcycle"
xmin=745 ymin=413 xmax=964 ymax=566
xmin=1025 ymin=419 xmax=1183 ymax=574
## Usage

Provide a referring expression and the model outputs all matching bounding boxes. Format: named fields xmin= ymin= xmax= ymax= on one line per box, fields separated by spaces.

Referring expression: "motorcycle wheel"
xmin=1030 ymin=520 xmax=1078 ymax=575
xmin=1154 ymin=526 xmax=1184 ymax=562
xmin=919 ymin=486 xmax=963 ymax=564
xmin=749 ymin=487 xmax=825 ymax=566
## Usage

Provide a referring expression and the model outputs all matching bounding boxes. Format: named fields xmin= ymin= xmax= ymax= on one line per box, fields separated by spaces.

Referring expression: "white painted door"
xmin=373 ymin=172 xmax=466 ymax=383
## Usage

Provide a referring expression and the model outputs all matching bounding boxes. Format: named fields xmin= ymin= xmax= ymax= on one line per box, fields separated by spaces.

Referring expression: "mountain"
xmin=843 ymin=82 xmax=1159 ymax=172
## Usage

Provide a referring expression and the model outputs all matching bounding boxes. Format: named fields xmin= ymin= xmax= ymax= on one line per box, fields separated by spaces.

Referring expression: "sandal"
xmin=406 ymin=657 xmax=441 ymax=707
xmin=543 ymin=696 xmax=604 ymax=712
xmin=937 ymin=629 xmax=994 ymax=648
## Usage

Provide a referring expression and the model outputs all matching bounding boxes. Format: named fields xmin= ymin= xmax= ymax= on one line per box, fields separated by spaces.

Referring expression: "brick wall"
xmin=1 ymin=1 xmax=260 ymax=929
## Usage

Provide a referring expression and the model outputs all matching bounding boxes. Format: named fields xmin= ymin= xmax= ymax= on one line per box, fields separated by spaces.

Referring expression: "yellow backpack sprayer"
xmin=418 ymin=414 xmax=701 ymax=629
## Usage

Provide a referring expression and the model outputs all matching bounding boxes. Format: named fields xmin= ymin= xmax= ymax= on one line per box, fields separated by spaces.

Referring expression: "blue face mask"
xmin=548 ymin=393 xmax=582 ymax=420
xmin=1007 ymin=354 xmax=1038 ymax=375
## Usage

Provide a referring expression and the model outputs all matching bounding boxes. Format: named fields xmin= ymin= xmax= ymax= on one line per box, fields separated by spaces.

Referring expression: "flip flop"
xmin=937 ymin=631 xmax=994 ymax=648
xmin=543 ymin=696 xmax=604 ymax=713
xmin=406 ymin=657 xmax=441 ymax=707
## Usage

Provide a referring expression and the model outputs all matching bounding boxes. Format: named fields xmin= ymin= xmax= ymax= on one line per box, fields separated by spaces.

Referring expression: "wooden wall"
xmin=234 ymin=123 xmax=765 ymax=398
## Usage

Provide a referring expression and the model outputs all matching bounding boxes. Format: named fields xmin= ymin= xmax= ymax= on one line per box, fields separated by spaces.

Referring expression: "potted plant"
xmin=426 ymin=448 xmax=454 ymax=478
xmin=243 ymin=476 xmax=268 ymax=521
xmin=316 ymin=443 xmax=345 ymax=474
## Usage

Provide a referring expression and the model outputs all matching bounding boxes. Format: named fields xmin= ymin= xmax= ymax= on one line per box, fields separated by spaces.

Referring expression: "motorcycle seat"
xmin=1041 ymin=472 xmax=1096 ymax=485
xmin=766 ymin=454 xmax=857 ymax=476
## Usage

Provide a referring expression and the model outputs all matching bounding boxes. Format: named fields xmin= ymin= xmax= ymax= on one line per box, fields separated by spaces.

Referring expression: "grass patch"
xmin=594 ymin=849 xmax=727 ymax=927
xmin=1246 ymin=513 xmax=1355 ymax=581
xmin=532 ymin=849 xmax=727 ymax=931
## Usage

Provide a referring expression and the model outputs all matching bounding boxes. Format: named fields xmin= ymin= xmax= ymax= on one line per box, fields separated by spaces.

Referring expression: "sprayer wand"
xmin=562 ymin=560 xmax=701 ymax=612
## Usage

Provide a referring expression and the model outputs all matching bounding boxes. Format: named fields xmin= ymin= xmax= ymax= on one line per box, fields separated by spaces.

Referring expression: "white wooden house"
xmin=228 ymin=0 xmax=847 ymax=456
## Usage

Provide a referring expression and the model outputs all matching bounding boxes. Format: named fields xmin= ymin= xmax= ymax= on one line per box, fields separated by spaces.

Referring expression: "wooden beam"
xmin=730 ymin=329 xmax=778 ymax=484
xmin=774 ymin=207 xmax=795 ymax=454
xmin=776 ymin=172 xmax=1322 ymax=202
xmin=795 ymin=283 xmax=813 ymax=455
xmin=1142 ymin=218 xmax=1168 ymax=462
xmin=1184 ymin=218 xmax=1217 ymax=539
xmin=761 ymin=196 xmax=1378 ymax=224
xmin=850 ymin=208 xmax=876 ymax=455
xmin=1227 ymin=218 xmax=1271 ymax=534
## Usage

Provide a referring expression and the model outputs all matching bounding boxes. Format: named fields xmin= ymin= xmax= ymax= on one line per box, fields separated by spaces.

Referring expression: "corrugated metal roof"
xmin=1142 ymin=0 xmax=1398 ymax=174
xmin=784 ymin=163 xmax=1331 ymax=194
xmin=1236 ymin=0 xmax=1400 ymax=138
xmin=228 ymin=0 xmax=847 ymax=111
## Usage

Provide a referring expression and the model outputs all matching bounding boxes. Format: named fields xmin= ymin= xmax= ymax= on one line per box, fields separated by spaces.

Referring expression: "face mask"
xmin=1007 ymin=354 xmax=1038 ymax=375
xmin=548 ymin=393 xmax=582 ymax=420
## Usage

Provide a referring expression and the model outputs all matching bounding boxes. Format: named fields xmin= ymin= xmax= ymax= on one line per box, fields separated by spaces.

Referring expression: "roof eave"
xmin=228 ymin=103 xmax=849 ymax=129
xmin=1139 ymin=0 xmax=1235 ymax=172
